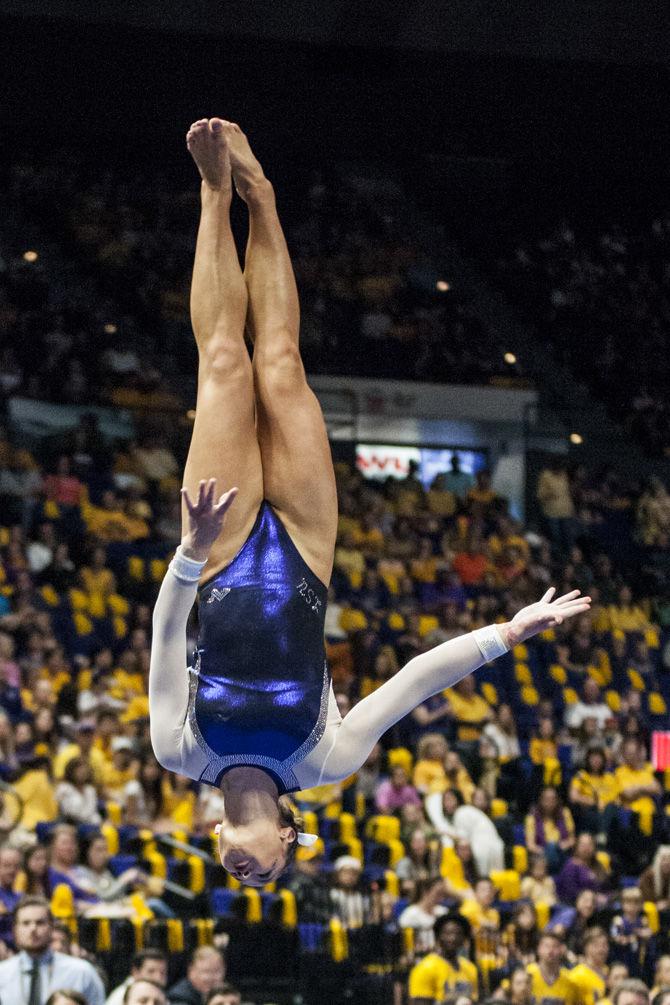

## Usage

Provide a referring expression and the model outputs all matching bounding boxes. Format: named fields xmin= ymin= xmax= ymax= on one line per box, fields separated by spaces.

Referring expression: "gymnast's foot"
xmin=221 ymin=122 xmax=271 ymax=203
xmin=186 ymin=118 xmax=232 ymax=194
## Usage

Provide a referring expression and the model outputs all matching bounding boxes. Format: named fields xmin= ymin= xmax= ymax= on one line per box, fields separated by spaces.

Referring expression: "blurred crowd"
xmin=0 ymin=154 xmax=516 ymax=419
xmin=498 ymin=214 xmax=670 ymax=456
xmin=0 ymin=398 xmax=669 ymax=1002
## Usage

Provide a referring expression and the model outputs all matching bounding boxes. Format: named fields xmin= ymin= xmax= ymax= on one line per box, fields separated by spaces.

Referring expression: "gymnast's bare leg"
xmin=222 ymin=122 xmax=338 ymax=587
xmin=183 ymin=118 xmax=264 ymax=578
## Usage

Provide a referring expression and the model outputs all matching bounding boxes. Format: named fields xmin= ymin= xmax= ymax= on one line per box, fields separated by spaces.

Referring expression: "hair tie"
xmin=297 ymin=831 xmax=318 ymax=847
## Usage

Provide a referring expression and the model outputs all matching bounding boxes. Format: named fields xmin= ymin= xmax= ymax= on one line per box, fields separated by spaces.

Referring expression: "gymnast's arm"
xmin=149 ymin=561 xmax=200 ymax=772
xmin=149 ymin=480 xmax=239 ymax=773
xmin=304 ymin=588 xmax=590 ymax=785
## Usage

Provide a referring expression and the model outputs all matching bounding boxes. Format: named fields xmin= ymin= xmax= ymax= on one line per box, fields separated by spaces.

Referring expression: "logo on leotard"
xmin=207 ymin=587 xmax=231 ymax=604
xmin=296 ymin=577 xmax=322 ymax=614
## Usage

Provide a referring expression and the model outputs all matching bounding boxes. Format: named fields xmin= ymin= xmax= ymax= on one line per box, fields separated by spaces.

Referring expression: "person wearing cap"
xmin=330 ymin=855 xmax=371 ymax=929
xmin=408 ymin=912 xmax=478 ymax=1004
xmin=52 ymin=720 xmax=107 ymax=785
xmin=286 ymin=839 xmax=330 ymax=924
xmin=101 ymin=737 xmax=139 ymax=801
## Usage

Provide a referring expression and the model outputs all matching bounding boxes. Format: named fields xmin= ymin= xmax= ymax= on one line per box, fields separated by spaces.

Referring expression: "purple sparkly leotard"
xmin=187 ymin=502 xmax=330 ymax=794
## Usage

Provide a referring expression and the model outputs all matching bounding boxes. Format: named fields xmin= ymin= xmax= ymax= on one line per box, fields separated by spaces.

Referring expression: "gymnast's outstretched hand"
xmin=181 ymin=478 xmax=238 ymax=562
xmin=502 ymin=588 xmax=591 ymax=648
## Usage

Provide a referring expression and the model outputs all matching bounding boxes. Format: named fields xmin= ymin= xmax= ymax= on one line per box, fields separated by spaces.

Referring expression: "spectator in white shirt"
xmin=565 ymin=678 xmax=613 ymax=731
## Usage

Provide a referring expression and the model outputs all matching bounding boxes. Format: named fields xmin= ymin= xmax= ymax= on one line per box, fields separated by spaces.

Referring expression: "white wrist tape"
xmin=473 ymin=625 xmax=509 ymax=663
xmin=170 ymin=546 xmax=208 ymax=584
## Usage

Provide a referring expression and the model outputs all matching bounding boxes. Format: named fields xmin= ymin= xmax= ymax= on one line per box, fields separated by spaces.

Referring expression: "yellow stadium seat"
xmin=481 ymin=682 xmax=498 ymax=706
xmin=73 ymin=612 xmax=93 ymax=636
xmin=113 ymin=616 xmax=128 ymax=639
xmin=563 ymin=687 xmax=578 ymax=705
xmin=402 ymin=927 xmax=414 ymax=956
xmin=649 ymin=693 xmax=667 ymax=715
xmin=339 ymin=813 xmax=357 ymax=842
xmin=242 ymin=888 xmax=262 ymax=923
xmin=535 ymin=900 xmax=551 ymax=929
xmin=512 ymin=644 xmax=529 ymax=660
xmin=587 ymin=666 xmax=606 ymax=688
xmin=340 ymin=607 xmax=367 ymax=631
xmin=387 ymin=611 xmax=405 ymax=630
xmin=128 ymin=557 xmax=145 ymax=581
xmin=440 ymin=846 xmax=466 ymax=887
xmin=277 ymin=888 xmax=297 ymax=927
xmin=302 ymin=810 xmax=319 ymax=835
xmin=43 ymin=500 xmax=60 ymax=519
xmin=40 ymin=585 xmax=59 ymax=607
xmin=605 ymin=690 xmax=622 ymax=712
xmin=343 ymin=837 xmax=363 ymax=863
xmin=387 ymin=747 xmax=413 ymax=775
xmin=550 ymin=664 xmax=567 ymax=684
xmin=68 ymin=588 xmax=89 ymax=611
xmin=329 ymin=918 xmax=349 ymax=959
xmin=645 ymin=627 xmax=660 ymax=649
xmin=514 ymin=663 xmax=532 ymax=685
xmin=628 ymin=669 xmax=645 ymax=691
xmin=108 ymin=593 xmax=130 ymax=615
xmin=188 ymin=856 xmax=205 ymax=894
xmin=101 ymin=821 xmax=119 ymax=853
xmin=150 ymin=559 xmax=167 ymax=582
xmin=384 ymin=870 xmax=399 ymax=896
xmin=87 ymin=593 xmax=106 ymax=618
xmin=365 ymin=815 xmax=401 ymax=843
xmin=190 ymin=918 xmax=215 ymax=947
xmin=644 ymin=901 xmax=659 ymax=934
xmin=419 ymin=615 xmax=439 ymax=637
xmin=386 ymin=838 xmax=405 ymax=866
xmin=324 ymin=800 xmax=343 ymax=819
xmin=521 ymin=685 xmax=539 ymax=706
xmin=596 ymin=851 xmax=610 ymax=873
xmin=96 ymin=918 xmax=112 ymax=952
xmin=513 ymin=846 xmax=528 ymax=874
xmin=490 ymin=869 xmax=521 ymax=900
xmin=491 ymin=799 xmax=508 ymax=818
xmin=540 ymin=629 xmax=556 ymax=642
xmin=50 ymin=883 xmax=75 ymax=919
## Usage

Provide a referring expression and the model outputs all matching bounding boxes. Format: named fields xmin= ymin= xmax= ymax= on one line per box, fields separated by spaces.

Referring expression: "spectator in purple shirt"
xmin=0 ymin=846 xmax=21 ymax=914
xmin=556 ymin=832 xmax=609 ymax=904
xmin=375 ymin=765 xmax=422 ymax=814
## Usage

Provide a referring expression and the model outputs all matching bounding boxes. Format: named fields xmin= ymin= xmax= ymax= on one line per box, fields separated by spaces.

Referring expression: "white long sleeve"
xmin=149 ymin=566 xmax=207 ymax=778
xmin=296 ymin=628 xmax=503 ymax=788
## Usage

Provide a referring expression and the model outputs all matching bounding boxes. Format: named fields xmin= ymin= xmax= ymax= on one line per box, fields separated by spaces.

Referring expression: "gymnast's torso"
xmin=149 ymin=501 xmax=344 ymax=793
xmin=190 ymin=502 xmax=331 ymax=792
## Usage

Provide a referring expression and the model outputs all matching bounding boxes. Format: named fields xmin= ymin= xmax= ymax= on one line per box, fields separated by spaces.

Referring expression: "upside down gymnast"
xmin=148 ymin=117 xmax=591 ymax=886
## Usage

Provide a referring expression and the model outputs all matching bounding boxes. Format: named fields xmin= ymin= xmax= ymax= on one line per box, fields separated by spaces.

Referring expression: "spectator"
xmin=614 ymin=738 xmax=661 ymax=819
xmin=520 ymin=853 xmax=557 ymax=907
xmin=412 ymin=734 xmax=449 ymax=794
xmin=395 ymin=828 xmax=441 ymax=899
xmin=555 ymin=833 xmax=609 ymax=904
xmin=568 ymin=746 xmax=619 ymax=835
xmin=526 ymin=932 xmax=580 ymax=1005
xmin=45 ymin=993 xmax=88 ymax=1005
xmin=106 ymin=951 xmax=168 ymax=1005
xmin=0 ymin=897 xmax=105 ymax=1005
xmin=204 ymin=988 xmax=241 ymax=1005
xmin=167 ymin=948 xmax=225 ymax=1005
xmin=442 ymin=457 xmax=474 ymax=500
xmin=407 ymin=913 xmax=477 ymax=1004
xmin=504 ymin=903 xmax=540 ymax=967
xmin=460 ymin=877 xmax=505 ymax=974
xmin=495 ymin=967 xmax=535 ymax=1005
xmin=426 ymin=788 xmax=505 ymax=876
xmin=375 ymin=765 xmax=422 ymax=814
xmin=525 ymin=787 xmax=575 ymax=873
xmin=603 ymin=965 xmax=632 ymax=1005
xmin=610 ymin=888 xmax=656 ymax=979
xmin=569 ymin=926 xmax=611 ymax=1005
xmin=285 ymin=843 xmax=331 ymax=924
xmin=398 ymin=878 xmax=449 ymax=955
xmin=124 ymin=982 xmax=166 ymax=1005
xmin=536 ymin=459 xmax=575 ymax=554
xmin=56 ymin=757 xmax=102 ymax=826
xmin=17 ymin=845 xmax=50 ymax=898
xmin=639 ymin=846 xmax=670 ymax=910
xmin=0 ymin=845 xmax=21 ymax=913
xmin=565 ymin=680 xmax=613 ymax=732
xmin=329 ymin=855 xmax=371 ymax=930
xmin=445 ymin=675 xmax=493 ymax=750
xmin=612 ymin=979 xmax=650 ymax=1005
xmin=651 ymin=959 xmax=670 ymax=998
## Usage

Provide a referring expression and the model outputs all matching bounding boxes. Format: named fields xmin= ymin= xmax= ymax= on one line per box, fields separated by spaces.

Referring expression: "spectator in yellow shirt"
xmin=413 ymin=734 xmax=449 ymax=794
xmin=446 ymin=674 xmax=493 ymax=745
xmin=101 ymin=736 xmax=139 ymax=800
xmin=607 ymin=586 xmax=651 ymax=634
xmin=426 ymin=474 xmax=457 ymax=519
xmin=333 ymin=531 xmax=366 ymax=583
xmin=460 ymin=877 xmax=505 ymax=972
xmin=614 ymin=737 xmax=661 ymax=817
xmin=408 ymin=912 xmax=478 ymax=1004
xmin=52 ymin=720 xmax=108 ymax=785
xmin=569 ymin=747 xmax=619 ymax=834
xmin=529 ymin=716 xmax=559 ymax=767
xmin=80 ymin=546 xmax=116 ymax=598
xmin=13 ymin=756 xmax=59 ymax=830
xmin=526 ymin=932 xmax=581 ymax=1005
xmin=569 ymin=926 xmax=609 ymax=1005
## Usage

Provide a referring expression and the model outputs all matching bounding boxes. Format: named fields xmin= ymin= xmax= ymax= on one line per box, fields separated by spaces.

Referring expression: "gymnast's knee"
xmin=253 ymin=338 xmax=305 ymax=391
xmin=200 ymin=338 xmax=252 ymax=383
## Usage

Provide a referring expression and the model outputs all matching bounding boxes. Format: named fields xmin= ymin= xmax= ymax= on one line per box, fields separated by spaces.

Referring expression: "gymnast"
xmin=149 ymin=118 xmax=591 ymax=886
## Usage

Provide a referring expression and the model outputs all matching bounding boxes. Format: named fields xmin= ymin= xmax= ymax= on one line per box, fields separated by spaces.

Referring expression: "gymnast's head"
xmin=215 ymin=790 xmax=304 ymax=885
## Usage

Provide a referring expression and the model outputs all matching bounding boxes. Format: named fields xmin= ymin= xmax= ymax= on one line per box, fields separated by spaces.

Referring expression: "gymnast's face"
xmin=216 ymin=817 xmax=295 ymax=886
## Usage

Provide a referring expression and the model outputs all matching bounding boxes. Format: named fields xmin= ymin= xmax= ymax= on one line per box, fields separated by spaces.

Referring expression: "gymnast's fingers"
xmin=205 ymin=478 xmax=217 ymax=508
xmin=180 ymin=487 xmax=195 ymax=514
xmin=215 ymin=487 xmax=238 ymax=514
xmin=541 ymin=587 xmax=556 ymax=603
